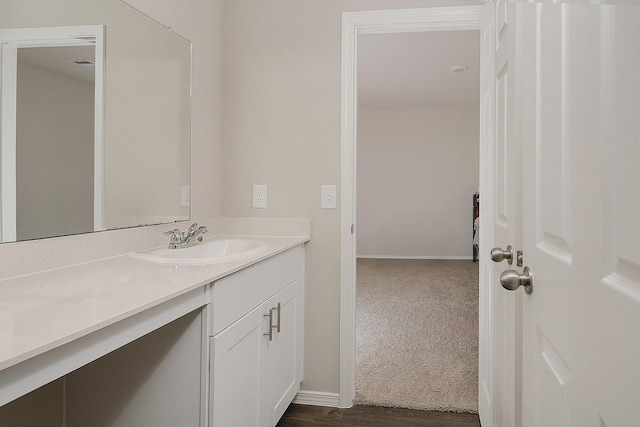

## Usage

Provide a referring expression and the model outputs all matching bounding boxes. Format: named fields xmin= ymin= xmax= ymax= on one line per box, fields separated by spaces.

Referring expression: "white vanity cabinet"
xmin=0 ymin=235 xmax=308 ymax=427
xmin=209 ymin=245 xmax=304 ymax=427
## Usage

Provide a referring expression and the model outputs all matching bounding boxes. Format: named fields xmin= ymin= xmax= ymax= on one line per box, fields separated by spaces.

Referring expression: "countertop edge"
xmin=0 ymin=235 xmax=309 ymax=372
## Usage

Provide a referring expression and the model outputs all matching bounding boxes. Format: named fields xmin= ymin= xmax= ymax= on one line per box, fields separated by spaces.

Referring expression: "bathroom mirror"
xmin=0 ymin=0 xmax=191 ymax=243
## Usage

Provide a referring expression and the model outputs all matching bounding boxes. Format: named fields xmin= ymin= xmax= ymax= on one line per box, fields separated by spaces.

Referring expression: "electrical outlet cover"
xmin=252 ymin=185 xmax=267 ymax=208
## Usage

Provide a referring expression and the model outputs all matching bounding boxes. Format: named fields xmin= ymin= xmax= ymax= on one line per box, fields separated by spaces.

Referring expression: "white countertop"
xmin=0 ymin=234 xmax=308 ymax=372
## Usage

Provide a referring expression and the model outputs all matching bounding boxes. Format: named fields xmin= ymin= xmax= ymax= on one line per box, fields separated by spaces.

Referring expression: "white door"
xmin=479 ymin=1 xmax=519 ymax=426
xmin=517 ymin=2 xmax=640 ymax=426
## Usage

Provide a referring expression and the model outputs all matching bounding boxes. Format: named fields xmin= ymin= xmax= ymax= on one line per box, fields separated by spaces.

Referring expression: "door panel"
xmin=479 ymin=1 xmax=519 ymax=426
xmin=592 ymin=4 xmax=640 ymax=426
xmin=496 ymin=1 xmax=507 ymax=45
xmin=478 ymin=3 xmax=496 ymax=426
xmin=495 ymin=61 xmax=509 ymax=229
xmin=520 ymin=2 xmax=640 ymax=426
xmin=521 ymin=4 xmax=576 ymax=426
xmin=601 ymin=5 xmax=640 ymax=303
xmin=211 ymin=309 xmax=263 ymax=427
xmin=494 ymin=2 xmax=518 ymax=427
xmin=265 ymin=281 xmax=299 ymax=425
xmin=536 ymin=332 xmax=571 ymax=427
xmin=537 ymin=5 xmax=573 ymax=261
xmin=478 ymin=261 xmax=493 ymax=421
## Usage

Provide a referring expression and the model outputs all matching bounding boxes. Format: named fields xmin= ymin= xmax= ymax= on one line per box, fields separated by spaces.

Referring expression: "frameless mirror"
xmin=0 ymin=0 xmax=191 ymax=243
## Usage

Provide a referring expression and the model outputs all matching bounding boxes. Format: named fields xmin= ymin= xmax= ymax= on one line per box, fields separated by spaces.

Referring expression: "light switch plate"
xmin=252 ymin=185 xmax=267 ymax=208
xmin=321 ymin=185 xmax=337 ymax=209
xmin=180 ymin=185 xmax=190 ymax=207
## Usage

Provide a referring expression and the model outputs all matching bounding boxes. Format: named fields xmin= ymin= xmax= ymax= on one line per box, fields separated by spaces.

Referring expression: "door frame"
xmin=339 ymin=5 xmax=484 ymax=409
xmin=0 ymin=25 xmax=105 ymax=241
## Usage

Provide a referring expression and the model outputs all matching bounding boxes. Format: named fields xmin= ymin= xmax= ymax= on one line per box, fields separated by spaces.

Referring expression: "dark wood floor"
xmin=277 ymin=404 xmax=481 ymax=427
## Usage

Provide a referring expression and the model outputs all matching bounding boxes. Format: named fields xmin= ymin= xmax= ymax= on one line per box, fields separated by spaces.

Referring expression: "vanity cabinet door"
xmin=209 ymin=245 xmax=305 ymax=427
xmin=264 ymin=279 xmax=301 ymax=426
xmin=210 ymin=307 xmax=264 ymax=427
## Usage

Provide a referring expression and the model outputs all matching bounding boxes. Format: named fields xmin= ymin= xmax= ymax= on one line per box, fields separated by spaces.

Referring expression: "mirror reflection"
xmin=17 ymin=44 xmax=97 ymax=241
xmin=0 ymin=0 xmax=191 ymax=244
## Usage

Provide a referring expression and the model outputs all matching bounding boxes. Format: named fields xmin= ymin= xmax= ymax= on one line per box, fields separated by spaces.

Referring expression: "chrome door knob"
xmin=500 ymin=266 xmax=533 ymax=294
xmin=491 ymin=245 xmax=513 ymax=264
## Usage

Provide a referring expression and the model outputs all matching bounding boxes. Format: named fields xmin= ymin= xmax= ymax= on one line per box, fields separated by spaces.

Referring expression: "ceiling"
xmin=18 ymin=45 xmax=95 ymax=85
xmin=357 ymin=30 xmax=480 ymax=108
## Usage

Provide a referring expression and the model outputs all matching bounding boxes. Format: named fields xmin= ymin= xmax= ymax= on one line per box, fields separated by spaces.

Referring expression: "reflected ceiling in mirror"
xmin=0 ymin=0 xmax=191 ymax=243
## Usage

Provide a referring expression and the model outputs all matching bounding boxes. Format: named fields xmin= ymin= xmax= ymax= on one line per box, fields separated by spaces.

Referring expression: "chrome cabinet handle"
xmin=491 ymin=245 xmax=513 ymax=265
xmin=263 ymin=303 xmax=281 ymax=341
xmin=500 ymin=266 xmax=533 ymax=294
xmin=264 ymin=309 xmax=274 ymax=341
xmin=275 ymin=302 xmax=281 ymax=333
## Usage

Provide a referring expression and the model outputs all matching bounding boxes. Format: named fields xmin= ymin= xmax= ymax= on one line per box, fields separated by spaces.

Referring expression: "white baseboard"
xmin=293 ymin=390 xmax=341 ymax=407
xmin=357 ymin=255 xmax=473 ymax=260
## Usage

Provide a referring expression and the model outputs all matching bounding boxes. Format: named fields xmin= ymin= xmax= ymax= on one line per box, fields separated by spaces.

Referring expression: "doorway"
xmin=354 ymin=29 xmax=480 ymax=412
xmin=0 ymin=26 xmax=105 ymax=241
xmin=339 ymin=5 xmax=490 ymax=415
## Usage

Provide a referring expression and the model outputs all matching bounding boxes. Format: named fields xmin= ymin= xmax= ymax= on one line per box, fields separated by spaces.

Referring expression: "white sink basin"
xmin=130 ymin=237 xmax=269 ymax=265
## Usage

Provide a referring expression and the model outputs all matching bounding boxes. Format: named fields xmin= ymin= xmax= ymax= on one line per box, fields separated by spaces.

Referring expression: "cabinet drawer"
xmin=210 ymin=245 xmax=302 ymax=336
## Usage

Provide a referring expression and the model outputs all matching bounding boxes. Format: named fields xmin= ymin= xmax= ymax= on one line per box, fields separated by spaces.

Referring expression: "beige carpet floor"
xmin=355 ymin=259 xmax=479 ymax=413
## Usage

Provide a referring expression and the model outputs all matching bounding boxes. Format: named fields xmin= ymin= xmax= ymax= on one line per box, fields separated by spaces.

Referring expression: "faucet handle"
xmin=164 ymin=229 xmax=184 ymax=243
xmin=187 ymin=223 xmax=199 ymax=235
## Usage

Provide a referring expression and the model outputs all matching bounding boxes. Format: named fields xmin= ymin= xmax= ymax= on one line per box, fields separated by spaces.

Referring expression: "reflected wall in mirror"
xmin=1 ymin=26 xmax=103 ymax=242
xmin=0 ymin=0 xmax=191 ymax=243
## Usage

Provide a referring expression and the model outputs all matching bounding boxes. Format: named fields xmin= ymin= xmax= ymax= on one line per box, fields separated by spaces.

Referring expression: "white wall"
xmin=103 ymin=6 xmax=192 ymax=229
xmin=357 ymin=107 xmax=479 ymax=259
xmin=124 ymin=0 xmax=223 ymax=223
xmin=220 ymin=0 xmax=480 ymax=395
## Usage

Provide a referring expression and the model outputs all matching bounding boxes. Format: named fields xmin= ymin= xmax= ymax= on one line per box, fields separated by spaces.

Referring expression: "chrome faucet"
xmin=164 ymin=223 xmax=208 ymax=249
xmin=185 ymin=223 xmax=208 ymax=246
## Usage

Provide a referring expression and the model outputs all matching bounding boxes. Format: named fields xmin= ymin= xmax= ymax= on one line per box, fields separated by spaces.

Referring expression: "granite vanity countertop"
xmin=0 ymin=235 xmax=309 ymax=372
